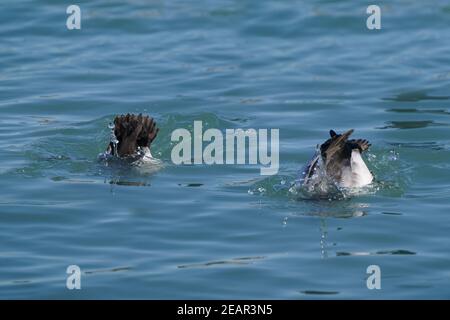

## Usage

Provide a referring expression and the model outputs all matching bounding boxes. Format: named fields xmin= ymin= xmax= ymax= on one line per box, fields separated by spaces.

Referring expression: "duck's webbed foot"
xmin=348 ymin=139 xmax=371 ymax=152
xmin=110 ymin=113 xmax=159 ymax=157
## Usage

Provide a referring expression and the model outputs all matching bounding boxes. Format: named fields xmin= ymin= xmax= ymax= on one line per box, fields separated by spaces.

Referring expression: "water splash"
xmin=97 ymin=121 xmax=164 ymax=182
xmin=290 ymin=153 xmax=346 ymax=200
xmin=108 ymin=122 xmax=119 ymax=157
xmin=249 ymin=147 xmax=406 ymax=201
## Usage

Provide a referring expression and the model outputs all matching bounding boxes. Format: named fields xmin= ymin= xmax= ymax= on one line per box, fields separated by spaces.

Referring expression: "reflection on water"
xmin=298 ymin=201 xmax=368 ymax=219
xmin=99 ymin=151 xmax=164 ymax=187
xmin=283 ymin=201 xmax=371 ymax=258
xmin=386 ymin=108 xmax=450 ymax=115
xmin=381 ymin=211 xmax=403 ymax=216
xmin=84 ymin=266 xmax=132 ymax=275
xmin=336 ymin=249 xmax=416 ymax=257
xmin=300 ymin=290 xmax=339 ymax=295
xmin=386 ymin=142 xmax=444 ymax=151
xmin=312 ymin=203 xmax=367 ymax=259
xmin=178 ymin=183 xmax=204 ymax=187
xmin=378 ymin=120 xmax=448 ymax=130
xmin=108 ymin=179 xmax=151 ymax=187
xmin=178 ymin=256 xmax=265 ymax=269
xmin=383 ymin=91 xmax=449 ymax=102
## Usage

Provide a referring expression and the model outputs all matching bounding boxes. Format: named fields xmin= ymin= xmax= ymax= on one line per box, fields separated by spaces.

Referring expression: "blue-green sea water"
xmin=1 ymin=0 xmax=450 ymax=299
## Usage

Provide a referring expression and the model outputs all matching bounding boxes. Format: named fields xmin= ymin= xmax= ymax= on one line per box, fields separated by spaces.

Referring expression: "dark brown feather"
xmin=319 ymin=129 xmax=371 ymax=182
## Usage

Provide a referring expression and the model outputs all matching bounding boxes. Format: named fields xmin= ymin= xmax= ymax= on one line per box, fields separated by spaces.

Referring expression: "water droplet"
xmin=388 ymin=150 xmax=399 ymax=161
xmin=108 ymin=122 xmax=119 ymax=157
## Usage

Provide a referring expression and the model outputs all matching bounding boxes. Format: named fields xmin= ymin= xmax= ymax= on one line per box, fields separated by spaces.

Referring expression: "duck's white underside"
xmin=339 ymin=150 xmax=373 ymax=188
xmin=135 ymin=147 xmax=161 ymax=164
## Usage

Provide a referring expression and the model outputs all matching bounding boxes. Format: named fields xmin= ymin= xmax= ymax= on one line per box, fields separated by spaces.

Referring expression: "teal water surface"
xmin=1 ymin=0 xmax=450 ymax=299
